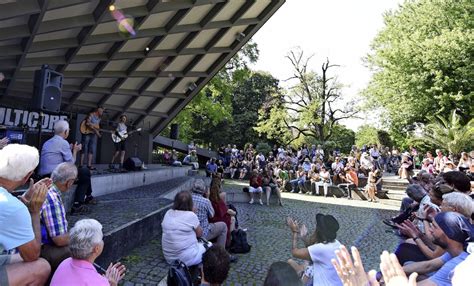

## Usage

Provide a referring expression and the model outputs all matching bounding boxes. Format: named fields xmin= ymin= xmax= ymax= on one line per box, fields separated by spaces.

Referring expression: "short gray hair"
xmin=442 ymin=192 xmax=473 ymax=218
xmin=51 ymin=162 xmax=78 ymax=183
xmin=69 ymin=219 xmax=103 ymax=260
xmin=0 ymin=144 xmax=39 ymax=181
xmin=192 ymin=178 xmax=207 ymax=194
xmin=406 ymin=184 xmax=426 ymax=202
xmin=54 ymin=120 xmax=69 ymax=135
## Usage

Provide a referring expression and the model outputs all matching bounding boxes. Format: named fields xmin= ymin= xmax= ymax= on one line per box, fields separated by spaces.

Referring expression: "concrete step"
xmin=382 ymin=184 xmax=407 ymax=191
xmin=379 ymin=198 xmax=402 ymax=207
xmin=385 ymin=192 xmax=407 ymax=201
xmin=383 ymin=180 xmax=409 ymax=187
xmin=68 ymin=176 xmax=195 ymax=266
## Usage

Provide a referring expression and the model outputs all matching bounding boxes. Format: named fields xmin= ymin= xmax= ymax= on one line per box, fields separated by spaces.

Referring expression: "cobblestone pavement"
xmin=120 ymin=181 xmax=400 ymax=286
xmin=68 ymin=176 xmax=189 ymax=233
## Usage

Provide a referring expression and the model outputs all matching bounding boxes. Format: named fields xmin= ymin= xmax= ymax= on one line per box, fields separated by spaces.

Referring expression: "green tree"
xmin=365 ymin=0 xmax=474 ymax=139
xmin=355 ymin=125 xmax=379 ymax=147
xmin=229 ymin=71 xmax=281 ymax=147
xmin=255 ymin=48 xmax=359 ymax=144
xmin=414 ymin=110 xmax=474 ymax=156
xmin=170 ymin=42 xmax=259 ymax=146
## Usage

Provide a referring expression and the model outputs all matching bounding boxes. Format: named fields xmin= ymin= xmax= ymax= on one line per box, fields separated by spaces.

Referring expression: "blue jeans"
xmin=81 ymin=134 xmax=98 ymax=155
xmin=290 ymin=177 xmax=305 ymax=190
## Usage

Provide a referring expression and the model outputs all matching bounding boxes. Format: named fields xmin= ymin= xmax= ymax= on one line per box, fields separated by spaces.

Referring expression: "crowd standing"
xmin=1 ymin=123 xmax=473 ymax=286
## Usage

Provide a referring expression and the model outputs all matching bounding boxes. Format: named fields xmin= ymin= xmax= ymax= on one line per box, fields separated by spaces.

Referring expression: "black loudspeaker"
xmin=33 ymin=65 xmax=63 ymax=112
xmin=170 ymin=123 xmax=179 ymax=140
xmin=123 ymin=157 xmax=142 ymax=171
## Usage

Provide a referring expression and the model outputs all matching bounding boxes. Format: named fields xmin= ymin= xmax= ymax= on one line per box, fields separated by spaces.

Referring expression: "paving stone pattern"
xmin=68 ymin=177 xmax=189 ymax=233
xmin=120 ymin=182 xmax=400 ymax=286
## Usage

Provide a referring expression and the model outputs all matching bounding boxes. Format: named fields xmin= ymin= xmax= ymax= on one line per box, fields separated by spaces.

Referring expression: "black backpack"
xmin=229 ymin=229 xmax=251 ymax=254
xmin=167 ymin=260 xmax=192 ymax=286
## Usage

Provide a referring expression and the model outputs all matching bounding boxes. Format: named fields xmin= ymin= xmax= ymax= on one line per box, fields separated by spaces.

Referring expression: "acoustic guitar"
xmin=111 ymin=128 xmax=142 ymax=143
xmin=79 ymin=120 xmax=113 ymax=136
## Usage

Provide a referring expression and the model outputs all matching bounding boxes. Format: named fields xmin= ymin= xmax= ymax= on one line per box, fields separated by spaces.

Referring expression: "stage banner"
xmin=0 ymin=106 xmax=68 ymax=132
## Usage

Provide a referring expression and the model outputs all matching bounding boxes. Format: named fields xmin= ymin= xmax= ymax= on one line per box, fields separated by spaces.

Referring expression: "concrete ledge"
xmin=96 ymin=178 xmax=193 ymax=266
xmin=92 ymin=166 xmax=191 ymax=197
xmin=59 ymin=166 xmax=191 ymax=212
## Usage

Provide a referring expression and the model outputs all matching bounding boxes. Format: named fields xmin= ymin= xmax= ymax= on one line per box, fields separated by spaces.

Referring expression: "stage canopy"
xmin=0 ymin=0 xmax=284 ymax=135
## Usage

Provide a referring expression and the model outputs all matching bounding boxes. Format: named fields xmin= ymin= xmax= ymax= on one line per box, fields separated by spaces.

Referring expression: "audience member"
xmin=262 ymin=168 xmax=283 ymax=206
xmin=338 ymin=167 xmax=358 ymax=200
xmin=190 ymin=179 xmax=237 ymax=262
xmin=40 ymin=162 xmax=78 ymax=272
xmin=201 ymin=245 xmax=231 ymax=286
xmin=402 ymin=212 xmax=473 ymax=285
xmin=434 ymin=149 xmax=447 ymax=174
xmin=209 ymin=177 xmax=234 ymax=247
xmin=286 ymin=214 xmax=342 ymax=286
xmin=249 ymin=170 xmax=263 ymax=205
xmin=183 ymin=150 xmax=199 ymax=169
xmin=39 ymin=120 xmax=95 ymax=214
xmin=264 ymin=261 xmax=302 ymax=286
xmin=315 ymin=166 xmax=331 ymax=197
xmin=162 ymin=190 xmax=206 ymax=266
xmin=0 ymin=144 xmax=51 ymax=285
xmin=206 ymin=158 xmax=218 ymax=177
xmin=50 ymin=219 xmax=126 ymax=286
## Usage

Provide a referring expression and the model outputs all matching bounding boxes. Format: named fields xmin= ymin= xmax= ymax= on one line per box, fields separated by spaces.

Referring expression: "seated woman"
xmin=161 ymin=190 xmax=206 ymax=267
xmin=315 ymin=166 xmax=331 ymax=197
xmin=289 ymin=166 xmax=306 ymax=193
xmin=286 ymin=214 xmax=342 ymax=286
xmin=398 ymin=153 xmax=413 ymax=179
xmin=262 ymin=168 xmax=283 ymax=206
xmin=209 ymin=177 xmax=235 ymax=247
xmin=249 ymin=169 xmax=263 ymax=205
xmin=51 ymin=219 xmax=126 ymax=286
xmin=309 ymin=165 xmax=321 ymax=195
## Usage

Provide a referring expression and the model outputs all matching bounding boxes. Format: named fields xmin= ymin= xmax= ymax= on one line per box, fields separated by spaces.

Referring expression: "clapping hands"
xmin=20 ymin=178 xmax=51 ymax=214
xmin=286 ymin=217 xmax=300 ymax=233
xmin=105 ymin=262 xmax=126 ymax=286
xmin=332 ymin=245 xmax=418 ymax=286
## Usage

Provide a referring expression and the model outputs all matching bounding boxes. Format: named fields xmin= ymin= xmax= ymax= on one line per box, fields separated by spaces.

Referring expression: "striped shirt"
xmin=40 ymin=184 xmax=68 ymax=245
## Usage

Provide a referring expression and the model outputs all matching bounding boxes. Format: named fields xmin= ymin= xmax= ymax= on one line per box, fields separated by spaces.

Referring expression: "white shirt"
xmin=308 ymin=240 xmax=343 ymax=286
xmin=161 ymin=209 xmax=205 ymax=266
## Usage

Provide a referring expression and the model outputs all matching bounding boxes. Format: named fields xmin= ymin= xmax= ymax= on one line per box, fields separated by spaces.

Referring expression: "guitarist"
xmin=80 ymin=107 xmax=104 ymax=170
xmin=110 ymin=114 xmax=128 ymax=168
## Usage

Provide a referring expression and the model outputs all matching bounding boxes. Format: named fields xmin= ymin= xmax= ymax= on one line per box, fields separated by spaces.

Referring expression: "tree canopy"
xmin=364 ymin=0 xmax=473 ymax=138
xmin=255 ymin=48 xmax=358 ymax=145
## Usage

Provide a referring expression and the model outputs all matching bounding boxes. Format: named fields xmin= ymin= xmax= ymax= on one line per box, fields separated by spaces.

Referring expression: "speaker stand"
xmin=37 ymin=111 xmax=44 ymax=150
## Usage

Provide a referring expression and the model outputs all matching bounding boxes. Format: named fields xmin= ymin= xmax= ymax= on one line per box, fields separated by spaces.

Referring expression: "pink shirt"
xmin=50 ymin=258 xmax=109 ymax=286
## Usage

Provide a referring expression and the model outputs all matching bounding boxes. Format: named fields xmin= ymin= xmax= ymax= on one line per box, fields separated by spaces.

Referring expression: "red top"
xmin=209 ymin=199 xmax=231 ymax=246
xmin=250 ymin=175 xmax=262 ymax=188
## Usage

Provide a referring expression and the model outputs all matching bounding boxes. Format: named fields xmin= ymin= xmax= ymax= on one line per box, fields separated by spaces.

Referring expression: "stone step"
xmin=68 ymin=176 xmax=195 ymax=266
xmin=379 ymin=198 xmax=402 ymax=207
xmin=382 ymin=180 xmax=409 ymax=186
xmin=382 ymin=184 xmax=407 ymax=191
xmin=385 ymin=192 xmax=407 ymax=201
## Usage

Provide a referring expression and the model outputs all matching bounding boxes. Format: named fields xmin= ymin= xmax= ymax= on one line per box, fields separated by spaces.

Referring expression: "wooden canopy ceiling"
xmin=0 ymin=0 xmax=284 ymax=135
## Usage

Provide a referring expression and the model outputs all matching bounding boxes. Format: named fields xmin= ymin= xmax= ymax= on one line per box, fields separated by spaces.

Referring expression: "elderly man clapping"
xmin=0 ymin=144 xmax=52 ymax=285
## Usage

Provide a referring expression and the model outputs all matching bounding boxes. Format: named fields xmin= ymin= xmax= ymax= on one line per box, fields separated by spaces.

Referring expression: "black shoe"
xmin=382 ymin=219 xmax=398 ymax=229
xmin=85 ymin=196 xmax=98 ymax=205
xmin=70 ymin=204 xmax=90 ymax=215
xmin=229 ymin=255 xmax=238 ymax=263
